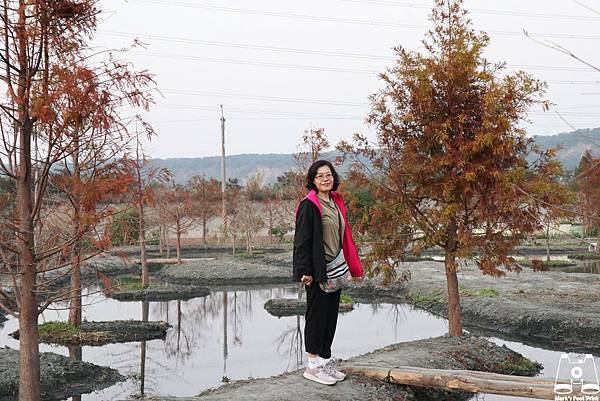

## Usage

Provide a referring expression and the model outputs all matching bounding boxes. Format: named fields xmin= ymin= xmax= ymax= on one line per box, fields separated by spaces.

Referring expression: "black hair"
xmin=305 ymin=160 xmax=340 ymax=191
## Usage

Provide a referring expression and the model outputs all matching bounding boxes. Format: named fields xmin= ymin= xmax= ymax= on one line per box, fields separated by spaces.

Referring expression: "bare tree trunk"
xmin=16 ymin=3 xmax=41 ymax=394
xmin=176 ymin=219 xmax=182 ymax=264
xmin=69 ymin=141 xmax=82 ymax=327
xmin=202 ymin=215 xmax=208 ymax=247
xmin=232 ymin=233 xmax=236 ymax=258
xmin=68 ymin=245 xmax=82 ymax=326
xmin=165 ymin=228 xmax=170 ymax=259
xmin=445 ymin=251 xmax=462 ymax=337
xmin=158 ymin=225 xmax=164 ymax=255
xmin=139 ymin=202 xmax=148 ymax=287
xmin=17 ymin=119 xmax=41 ymax=401
xmin=268 ymin=201 xmax=273 ymax=244
xmin=546 ymin=218 xmax=551 ymax=262
xmin=597 ymin=228 xmax=600 ymax=256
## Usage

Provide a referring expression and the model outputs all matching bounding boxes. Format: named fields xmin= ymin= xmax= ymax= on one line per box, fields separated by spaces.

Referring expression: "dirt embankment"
xmin=109 ymin=285 xmax=211 ymax=302
xmin=346 ymin=260 xmax=600 ymax=354
xmin=10 ymin=320 xmax=170 ymax=346
xmin=264 ymin=298 xmax=353 ymax=317
xmin=131 ymin=335 xmax=539 ymax=401
xmin=0 ymin=347 xmax=123 ymax=400
xmin=157 ymin=253 xmax=292 ymax=287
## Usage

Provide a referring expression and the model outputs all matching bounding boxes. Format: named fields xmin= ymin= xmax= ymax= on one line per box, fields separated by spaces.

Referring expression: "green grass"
xmin=340 ymin=293 xmax=354 ymax=304
xmin=115 ymin=277 xmax=159 ymax=291
xmin=410 ymin=290 xmax=443 ymax=304
xmin=38 ymin=321 xmax=79 ymax=334
xmin=234 ymin=249 xmax=266 ymax=259
xmin=499 ymin=356 xmax=542 ymax=376
xmin=459 ymin=285 xmax=499 ymax=297
xmin=568 ymin=252 xmax=600 ymax=260
xmin=521 ymin=260 xmax=577 ymax=268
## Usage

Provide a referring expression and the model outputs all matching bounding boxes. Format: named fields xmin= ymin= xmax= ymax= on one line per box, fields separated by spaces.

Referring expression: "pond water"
xmin=429 ymin=253 xmax=600 ymax=274
xmin=514 ymin=254 xmax=600 ymax=274
xmin=0 ymin=285 xmax=598 ymax=401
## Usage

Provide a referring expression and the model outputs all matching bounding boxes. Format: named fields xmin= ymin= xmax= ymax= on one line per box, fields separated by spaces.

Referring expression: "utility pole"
xmin=220 ymin=105 xmax=228 ymax=237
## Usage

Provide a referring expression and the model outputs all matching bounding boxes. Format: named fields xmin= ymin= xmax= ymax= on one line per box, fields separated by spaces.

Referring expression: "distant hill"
xmin=532 ymin=128 xmax=600 ymax=170
xmin=150 ymin=153 xmax=300 ymax=185
xmin=152 ymin=128 xmax=600 ymax=184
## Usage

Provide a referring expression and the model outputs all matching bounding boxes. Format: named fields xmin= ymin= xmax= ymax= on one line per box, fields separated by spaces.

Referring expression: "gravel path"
xmin=129 ymin=335 xmax=539 ymax=401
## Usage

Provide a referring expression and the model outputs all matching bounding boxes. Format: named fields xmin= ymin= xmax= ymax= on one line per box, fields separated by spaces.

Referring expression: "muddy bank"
xmin=10 ymin=320 xmax=170 ymax=346
xmin=131 ymin=335 xmax=539 ymax=401
xmin=157 ymin=257 xmax=291 ymax=286
xmin=264 ymin=298 xmax=353 ymax=317
xmin=0 ymin=347 xmax=123 ymax=400
xmin=46 ymin=253 xmax=140 ymax=291
xmin=345 ymin=260 xmax=600 ymax=354
xmin=115 ymin=245 xmax=290 ymax=263
xmin=109 ymin=285 xmax=211 ymax=302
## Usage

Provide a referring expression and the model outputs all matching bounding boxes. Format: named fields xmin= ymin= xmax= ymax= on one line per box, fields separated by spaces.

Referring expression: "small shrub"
xmin=340 ymin=293 xmax=354 ymax=304
xmin=38 ymin=321 xmax=79 ymax=334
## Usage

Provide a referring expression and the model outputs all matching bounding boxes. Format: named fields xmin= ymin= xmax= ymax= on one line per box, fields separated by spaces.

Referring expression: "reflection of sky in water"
xmin=472 ymin=339 xmax=600 ymax=401
xmin=0 ymin=285 xmax=597 ymax=401
xmin=0 ymin=286 xmax=450 ymax=400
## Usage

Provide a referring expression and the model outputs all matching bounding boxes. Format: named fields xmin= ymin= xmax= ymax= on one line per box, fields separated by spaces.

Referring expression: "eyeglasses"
xmin=315 ymin=173 xmax=333 ymax=182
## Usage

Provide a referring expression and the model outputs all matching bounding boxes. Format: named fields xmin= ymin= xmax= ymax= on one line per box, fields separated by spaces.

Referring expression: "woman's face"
xmin=314 ymin=165 xmax=334 ymax=193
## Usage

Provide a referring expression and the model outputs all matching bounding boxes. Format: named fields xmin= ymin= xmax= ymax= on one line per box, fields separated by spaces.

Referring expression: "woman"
xmin=293 ymin=159 xmax=364 ymax=385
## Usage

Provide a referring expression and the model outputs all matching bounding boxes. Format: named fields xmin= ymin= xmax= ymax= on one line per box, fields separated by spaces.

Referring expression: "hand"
xmin=301 ymin=275 xmax=313 ymax=286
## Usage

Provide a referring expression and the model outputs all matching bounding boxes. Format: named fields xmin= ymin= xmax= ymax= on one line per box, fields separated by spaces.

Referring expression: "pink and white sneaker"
xmin=303 ymin=366 xmax=337 ymax=385
xmin=323 ymin=360 xmax=346 ymax=382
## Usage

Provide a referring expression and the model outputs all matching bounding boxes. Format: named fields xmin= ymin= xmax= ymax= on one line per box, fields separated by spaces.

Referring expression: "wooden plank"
xmin=344 ymin=365 xmax=580 ymax=400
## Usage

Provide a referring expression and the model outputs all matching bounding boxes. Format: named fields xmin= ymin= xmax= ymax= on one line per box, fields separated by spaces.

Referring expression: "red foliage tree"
xmin=0 ymin=2 xmax=154 ymax=398
xmin=576 ymin=151 xmax=600 ymax=252
xmin=340 ymin=0 xmax=571 ymax=336
xmin=189 ymin=175 xmax=221 ymax=246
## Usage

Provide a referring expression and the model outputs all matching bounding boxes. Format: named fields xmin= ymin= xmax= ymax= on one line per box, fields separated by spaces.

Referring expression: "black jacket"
xmin=292 ymin=199 xmax=328 ymax=283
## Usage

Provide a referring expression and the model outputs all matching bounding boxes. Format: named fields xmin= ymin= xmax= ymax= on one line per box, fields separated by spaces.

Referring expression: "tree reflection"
xmin=276 ymin=315 xmax=304 ymax=371
xmin=140 ymin=300 xmax=149 ymax=396
xmin=69 ymin=345 xmax=82 ymax=401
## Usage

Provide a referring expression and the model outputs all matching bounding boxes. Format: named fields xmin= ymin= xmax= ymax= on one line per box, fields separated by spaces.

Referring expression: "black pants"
xmin=304 ymin=283 xmax=341 ymax=359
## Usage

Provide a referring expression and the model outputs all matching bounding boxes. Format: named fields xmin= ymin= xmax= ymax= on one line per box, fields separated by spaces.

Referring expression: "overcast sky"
xmin=93 ymin=0 xmax=600 ymax=159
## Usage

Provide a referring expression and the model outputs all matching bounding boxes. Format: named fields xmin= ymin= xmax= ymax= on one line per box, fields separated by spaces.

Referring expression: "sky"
xmin=92 ymin=0 xmax=600 ymax=158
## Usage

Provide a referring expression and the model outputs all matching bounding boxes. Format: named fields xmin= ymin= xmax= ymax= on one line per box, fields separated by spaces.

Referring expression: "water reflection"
xmin=69 ymin=345 xmax=82 ymax=401
xmin=0 ymin=286 xmax=451 ymax=400
xmin=222 ymin=291 xmax=228 ymax=382
xmin=140 ymin=301 xmax=149 ymax=396
xmin=275 ymin=315 xmax=304 ymax=371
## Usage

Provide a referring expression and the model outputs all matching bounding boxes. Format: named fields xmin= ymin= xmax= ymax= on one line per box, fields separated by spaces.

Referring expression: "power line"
xmin=154 ymin=102 xmax=600 ymax=117
xmin=100 ymin=30 xmax=597 ymax=73
xmin=129 ymin=51 xmax=378 ymax=74
xmin=130 ymin=50 xmax=600 ymax=84
xmin=162 ymin=89 xmax=369 ymax=107
xmin=126 ymin=0 xmax=600 ymax=40
xmin=154 ymin=103 xmax=367 ymax=119
xmin=341 ymin=0 xmax=600 ymax=22
xmin=162 ymin=89 xmax=600 ymax=112
xmin=99 ymin=30 xmax=390 ymax=61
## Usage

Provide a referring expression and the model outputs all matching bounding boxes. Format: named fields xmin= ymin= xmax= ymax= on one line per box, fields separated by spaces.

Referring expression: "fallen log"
xmin=344 ymin=365 xmax=580 ymax=400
